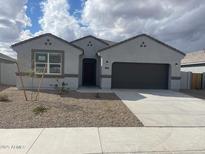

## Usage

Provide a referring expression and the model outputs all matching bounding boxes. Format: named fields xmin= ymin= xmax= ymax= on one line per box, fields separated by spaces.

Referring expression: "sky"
xmin=0 ymin=0 xmax=205 ymax=58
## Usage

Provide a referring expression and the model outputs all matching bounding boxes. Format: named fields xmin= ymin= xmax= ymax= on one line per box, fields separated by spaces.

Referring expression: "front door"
xmin=82 ymin=58 xmax=96 ymax=86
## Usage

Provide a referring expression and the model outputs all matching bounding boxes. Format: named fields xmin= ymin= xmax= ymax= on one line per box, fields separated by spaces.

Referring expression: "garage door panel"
xmin=112 ymin=63 xmax=169 ymax=89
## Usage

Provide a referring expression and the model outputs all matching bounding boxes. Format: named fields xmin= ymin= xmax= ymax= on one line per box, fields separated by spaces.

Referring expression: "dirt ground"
xmin=0 ymin=86 xmax=143 ymax=128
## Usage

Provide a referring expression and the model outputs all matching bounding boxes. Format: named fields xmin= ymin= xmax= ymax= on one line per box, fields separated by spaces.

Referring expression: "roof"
xmin=71 ymin=35 xmax=115 ymax=46
xmin=181 ymin=50 xmax=205 ymax=65
xmin=11 ymin=33 xmax=84 ymax=53
xmin=98 ymin=34 xmax=185 ymax=56
xmin=0 ymin=53 xmax=16 ymax=63
xmin=99 ymin=38 xmax=116 ymax=46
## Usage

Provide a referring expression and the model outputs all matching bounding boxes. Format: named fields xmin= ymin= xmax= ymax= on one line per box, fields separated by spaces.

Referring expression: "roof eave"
xmin=11 ymin=33 xmax=84 ymax=54
xmin=0 ymin=57 xmax=16 ymax=64
xmin=181 ymin=62 xmax=205 ymax=66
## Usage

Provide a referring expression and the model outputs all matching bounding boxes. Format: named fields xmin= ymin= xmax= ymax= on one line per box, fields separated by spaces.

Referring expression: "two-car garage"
xmin=112 ymin=62 xmax=169 ymax=89
xmin=98 ymin=34 xmax=185 ymax=90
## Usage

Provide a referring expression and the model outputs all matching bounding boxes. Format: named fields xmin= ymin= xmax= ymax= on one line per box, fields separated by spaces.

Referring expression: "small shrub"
xmin=33 ymin=105 xmax=48 ymax=115
xmin=51 ymin=80 xmax=69 ymax=95
xmin=95 ymin=93 xmax=101 ymax=98
xmin=0 ymin=93 xmax=9 ymax=102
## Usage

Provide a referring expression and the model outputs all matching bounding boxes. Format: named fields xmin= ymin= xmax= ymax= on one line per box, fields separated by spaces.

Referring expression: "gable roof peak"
xmin=11 ymin=33 xmax=84 ymax=53
xmin=71 ymin=35 xmax=112 ymax=46
xmin=98 ymin=33 xmax=185 ymax=56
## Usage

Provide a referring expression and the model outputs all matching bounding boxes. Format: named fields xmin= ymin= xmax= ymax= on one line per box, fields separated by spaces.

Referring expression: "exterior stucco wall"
xmin=101 ymin=78 xmax=111 ymax=89
xmin=203 ymin=73 xmax=205 ymax=89
xmin=13 ymin=35 xmax=82 ymax=89
xmin=181 ymin=65 xmax=205 ymax=73
xmin=99 ymin=35 xmax=184 ymax=90
xmin=16 ymin=77 xmax=78 ymax=90
xmin=0 ymin=63 xmax=17 ymax=86
xmin=72 ymin=37 xmax=108 ymax=87
xmin=180 ymin=72 xmax=192 ymax=89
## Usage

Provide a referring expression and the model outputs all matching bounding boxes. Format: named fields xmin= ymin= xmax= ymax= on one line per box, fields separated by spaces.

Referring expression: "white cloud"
xmin=81 ymin=0 xmax=205 ymax=52
xmin=1 ymin=0 xmax=205 ymax=58
xmin=38 ymin=0 xmax=90 ymax=41
xmin=0 ymin=0 xmax=31 ymax=58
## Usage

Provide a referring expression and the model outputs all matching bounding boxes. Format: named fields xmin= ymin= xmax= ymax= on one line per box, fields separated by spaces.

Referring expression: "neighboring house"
xmin=181 ymin=50 xmax=205 ymax=73
xmin=0 ymin=53 xmax=17 ymax=86
xmin=11 ymin=33 xmax=185 ymax=90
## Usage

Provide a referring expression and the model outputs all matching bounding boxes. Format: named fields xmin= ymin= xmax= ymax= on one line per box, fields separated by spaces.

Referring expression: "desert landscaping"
xmin=0 ymin=86 xmax=143 ymax=128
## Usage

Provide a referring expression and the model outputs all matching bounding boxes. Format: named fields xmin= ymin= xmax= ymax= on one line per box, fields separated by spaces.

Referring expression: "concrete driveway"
xmin=115 ymin=90 xmax=205 ymax=127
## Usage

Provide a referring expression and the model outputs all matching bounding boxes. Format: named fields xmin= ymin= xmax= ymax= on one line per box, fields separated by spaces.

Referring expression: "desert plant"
xmin=95 ymin=93 xmax=101 ymax=98
xmin=27 ymin=69 xmax=35 ymax=101
xmin=35 ymin=66 xmax=47 ymax=101
xmin=16 ymin=59 xmax=47 ymax=102
xmin=0 ymin=93 xmax=9 ymax=101
xmin=51 ymin=79 xmax=69 ymax=95
xmin=33 ymin=105 xmax=48 ymax=115
xmin=16 ymin=62 xmax=28 ymax=101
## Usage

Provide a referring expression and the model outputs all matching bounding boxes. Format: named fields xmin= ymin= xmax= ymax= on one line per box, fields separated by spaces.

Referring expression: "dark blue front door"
xmin=82 ymin=58 xmax=96 ymax=86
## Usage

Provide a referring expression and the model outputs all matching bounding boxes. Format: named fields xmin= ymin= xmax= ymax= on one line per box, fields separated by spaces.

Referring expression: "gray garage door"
xmin=112 ymin=62 xmax=169 ymax=89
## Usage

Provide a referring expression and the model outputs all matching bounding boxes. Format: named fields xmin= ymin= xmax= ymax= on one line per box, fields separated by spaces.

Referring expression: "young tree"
xmin=15 ymin=62 xmax=28 ymax=101
xmin=15 ymin=61 xmax=47 ymax=102
xmin=35 ymin=65 xmax=47 ymax=101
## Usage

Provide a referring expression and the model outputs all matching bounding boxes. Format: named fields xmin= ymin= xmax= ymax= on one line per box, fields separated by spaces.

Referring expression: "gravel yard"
xmin=0 ymin=87 xmax=143 ymax=128
xmin=0 ymin=85 xmax=10 ymax=92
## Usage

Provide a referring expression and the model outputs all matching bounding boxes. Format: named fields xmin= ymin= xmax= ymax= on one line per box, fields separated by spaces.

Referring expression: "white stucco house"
xmin=181 ymin=50 xmax=205 ymax=73
xmin=11 ymin=33 xmax=185 ymax=90
xmin=0 ymin=53 xmax=17 ymax=86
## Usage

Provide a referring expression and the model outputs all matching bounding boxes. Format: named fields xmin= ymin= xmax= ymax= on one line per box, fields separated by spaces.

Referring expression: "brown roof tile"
xmin=181 ymin=50 xmax=205 ymax=65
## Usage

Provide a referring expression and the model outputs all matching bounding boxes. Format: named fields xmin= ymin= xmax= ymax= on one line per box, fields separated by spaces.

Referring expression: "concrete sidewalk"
xmin=0 ymin=127 xmax=205 ymax=154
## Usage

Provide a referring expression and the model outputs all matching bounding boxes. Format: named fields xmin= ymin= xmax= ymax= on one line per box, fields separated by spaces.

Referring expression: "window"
xmin=34 ymin=52 xmax=62 ymax=75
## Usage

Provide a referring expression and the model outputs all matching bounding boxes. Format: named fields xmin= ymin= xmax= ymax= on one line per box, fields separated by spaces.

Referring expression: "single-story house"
xmin=181 ymin=50 xmax=205 ymax=73
xmin=11 ymin=33 xmax=185 ymax=90
xmin=0 ymin=53 xmax=17 ymax=86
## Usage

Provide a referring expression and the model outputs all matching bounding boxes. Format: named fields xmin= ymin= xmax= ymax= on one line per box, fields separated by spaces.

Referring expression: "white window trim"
xmin=34 ymin=52 xmax=62 ymax=75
